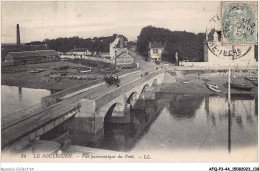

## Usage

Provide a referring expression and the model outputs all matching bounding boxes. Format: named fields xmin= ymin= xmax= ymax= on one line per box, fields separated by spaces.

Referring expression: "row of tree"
xmin=27 ymin=34 xmax=128 ymax=53
xmin=137 ymin=26 xmax=205 ymax=62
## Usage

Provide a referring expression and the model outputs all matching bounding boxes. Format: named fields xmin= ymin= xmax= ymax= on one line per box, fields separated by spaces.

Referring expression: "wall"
xmin=41 ymin=68 xmax=140 ymax=108
xmin=115 ymin=52 xmax=134 ymax=65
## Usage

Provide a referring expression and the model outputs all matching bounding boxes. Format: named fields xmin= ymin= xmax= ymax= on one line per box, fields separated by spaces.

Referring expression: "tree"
xmin=137 ymin=26 xmax=205 ymax=63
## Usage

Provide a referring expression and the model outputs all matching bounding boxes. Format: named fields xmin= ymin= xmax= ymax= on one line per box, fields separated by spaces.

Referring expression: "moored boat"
xmin=182 ymin=80 xmax=191 ymax=84
xmin=251 ymin=80 xmax=258 ymax=87
xmin=36 ymin=69 xmax=45 ymax=72
xmin=245 ymin=76 xmax=258 ymax=81
xmin=30 ymin=70 xmax=41 ymax=73
xmin=205 ymin=83 xmax=221 ymax=93
xmin=223 ymin=82 xmax=253 ymax=92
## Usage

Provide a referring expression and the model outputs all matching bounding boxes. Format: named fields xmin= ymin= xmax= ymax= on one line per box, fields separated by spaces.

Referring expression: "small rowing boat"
xmin=30 ymin=70 xmax=41 ymax=73
xmin=205 ymin=83 xmax=221 ymax=93
xmin=80 ymin=70 xmax=91 ymax=73
xmin=182 ymin=80 xmax=191 ymax=84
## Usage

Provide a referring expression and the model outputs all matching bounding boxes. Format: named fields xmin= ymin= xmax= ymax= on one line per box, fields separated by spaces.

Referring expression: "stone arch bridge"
xmin=2 ymin=69 xmax=165 ymax=151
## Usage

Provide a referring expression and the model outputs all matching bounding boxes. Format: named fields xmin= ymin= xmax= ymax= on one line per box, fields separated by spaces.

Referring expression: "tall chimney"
xmin=149 ymin=42 xmax=152 ymax=49
xmin=119 ymin=37 xmax=123 ymax=48
xmin=17 ymin=24 xmax=20 ymax=46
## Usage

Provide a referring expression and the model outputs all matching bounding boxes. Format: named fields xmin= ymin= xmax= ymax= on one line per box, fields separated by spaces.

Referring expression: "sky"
xmin=2 ymin=1 xmax=219 ymax=43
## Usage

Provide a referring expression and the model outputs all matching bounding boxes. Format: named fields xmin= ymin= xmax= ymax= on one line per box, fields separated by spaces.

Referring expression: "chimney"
xmin=119 ymin=37 xmax=123 ymax=48
xmin=17 ymin=24 xmax=21 ymax=46
xmin=149 ymin=42 xmax=152 ymax=49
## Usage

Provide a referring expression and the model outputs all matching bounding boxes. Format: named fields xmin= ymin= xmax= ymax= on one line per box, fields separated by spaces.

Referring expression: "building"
xmin=115 ymin=51 xmax=135 ymax=68
xmin=37 ymin=50 xmax=60 ymax=61
xmin=148 ymin=42 xmax=165 ymax=62
xmin=109 ymin=35 xmax=126 ymax=59
xmin=4 ymin=50 xmax=59 ymax=65
xmin=5 ymin=51 xmax=42 ymax=65
xmin=203 ymin=29 xmax=256 ymax=66
xmin=70 ymin=48 xmax=91 ymax=58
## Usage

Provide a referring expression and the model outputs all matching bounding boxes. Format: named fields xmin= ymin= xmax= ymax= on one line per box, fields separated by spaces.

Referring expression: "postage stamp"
xmin=221 ymin=2 xmax=258 ymax=45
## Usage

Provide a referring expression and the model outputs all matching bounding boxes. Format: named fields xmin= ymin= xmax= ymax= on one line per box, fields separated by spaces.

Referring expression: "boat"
xmin=182 ymin=80 xmax=191 ymax=84
xmin=245 ymin=76 xmax=258 ymax=81
xmin=36 ymin=69 xmax=45 ymax=72
xmin=251 ymin=80 xmax=258 ymax=87
xmin=223 ymin=82 xmax=253 ymax=92
xmin=30 ymin=69 xmax=45 ymax=73
xmin=80 ymin=69 xmax=91 ymax=73
xmin=30 ymin=70 xmax=41 ymax=73
xmin=244 ymin=76 xmax=258 ymax=87
xmin=205 ymin=83 xmax=221 ymax=93
xmin=206 ymin=83 xmax=218 ymax=88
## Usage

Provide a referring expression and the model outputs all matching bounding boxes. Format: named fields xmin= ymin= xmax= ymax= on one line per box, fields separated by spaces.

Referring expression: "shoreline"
xmin=2 ymin=67 xmax=258 ymax=94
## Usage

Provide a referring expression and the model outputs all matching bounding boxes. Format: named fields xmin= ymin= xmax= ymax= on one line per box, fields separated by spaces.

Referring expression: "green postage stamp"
xmin=221 ymin=2 xmax=258 ymax=45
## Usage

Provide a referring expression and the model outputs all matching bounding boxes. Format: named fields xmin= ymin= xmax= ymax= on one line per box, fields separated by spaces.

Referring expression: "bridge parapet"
xmin=41 ymin=68 xmax=141 ymax=108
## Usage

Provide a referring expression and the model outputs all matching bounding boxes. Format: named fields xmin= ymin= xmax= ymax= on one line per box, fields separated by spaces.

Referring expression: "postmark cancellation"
xmin=221 ymin=1 xmax=258 ymax=45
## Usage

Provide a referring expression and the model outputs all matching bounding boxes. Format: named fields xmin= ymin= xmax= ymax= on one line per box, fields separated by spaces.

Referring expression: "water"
xmin=66 ymin=93 xmax=257 ymax=153
xmin=1 ymin=85 xmax=61 ymax=116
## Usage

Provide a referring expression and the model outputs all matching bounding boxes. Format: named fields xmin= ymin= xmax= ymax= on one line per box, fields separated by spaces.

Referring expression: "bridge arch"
xmin=104 ymin=103 xmax=117 ymax=122
xmin=152 ymin=78 xmax=159 ymax=86
xmin=104 ymin=102 xmax=127 ymax=123
xmin=127 ymin=91 xmax=139 ymax=106
xmin=142 ymin=84 xmax=150 ymax=93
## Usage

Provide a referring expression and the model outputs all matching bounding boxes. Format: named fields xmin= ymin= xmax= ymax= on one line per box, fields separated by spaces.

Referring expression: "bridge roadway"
xmin=2 ymin=67 xmax=165 ymax=149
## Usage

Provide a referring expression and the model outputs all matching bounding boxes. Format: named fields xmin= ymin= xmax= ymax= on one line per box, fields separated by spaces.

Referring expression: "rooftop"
xmin=7 ymin=50 xmax=58 ymax=58
xmin=38 ymin=50 xmax=59 ymax=56
xmin=8 ymin=51 xmax=41 ymax=58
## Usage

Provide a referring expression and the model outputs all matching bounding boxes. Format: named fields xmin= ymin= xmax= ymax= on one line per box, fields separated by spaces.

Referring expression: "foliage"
xmin=26 ymin=34 xmax=128 ymax=53
xmin=69 ymin=58 xmax=115 ymax=69
xmin=137 ymin=26 xmax=205 ymax=62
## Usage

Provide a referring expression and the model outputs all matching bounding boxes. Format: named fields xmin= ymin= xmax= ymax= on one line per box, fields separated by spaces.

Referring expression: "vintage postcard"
xmin=1 ymin=0 xmax=259 ymax=171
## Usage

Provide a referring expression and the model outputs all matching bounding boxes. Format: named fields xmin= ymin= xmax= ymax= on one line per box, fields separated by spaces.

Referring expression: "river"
xmin=1 ymin=85 xmax=60 ymax=116
xmin=64 ymin=93 xmax=257 ymax=153
xmin=2 ymin=85 xmax=257 ymax=154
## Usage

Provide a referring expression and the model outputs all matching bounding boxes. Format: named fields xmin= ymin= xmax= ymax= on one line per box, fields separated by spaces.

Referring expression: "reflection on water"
xmin=1 ymin=85 xmax=61 ymax=116
xmin=132 ymin=93 xmax=257 ymax=152
xmin=45 ymin=93 xmax=258 ymax=153
xmin=67 ymin=99 xmax=167 ymax=152
xmin=167 ymin=94 xmax=204 ymax=120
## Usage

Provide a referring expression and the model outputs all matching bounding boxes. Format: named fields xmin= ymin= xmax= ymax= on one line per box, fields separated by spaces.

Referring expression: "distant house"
xmin=1 ymin=43 xmax=50 ymax=62
xmin=115 ymin=51 xmax=134 ymax=65
xmin=5 ymin=51 xmax=42 ymax=64
xmin=108 ymin=35 xmax=126 ymax=59
xmin=70 ymin=48 xmax=91 ymax=58
xmin=4 ymin=50 xmax=59 ymax=65
xmin=37 ymin=50 xmax=60 ymax=61
xmin=148 ymin=42 xmax=165 ymax=62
